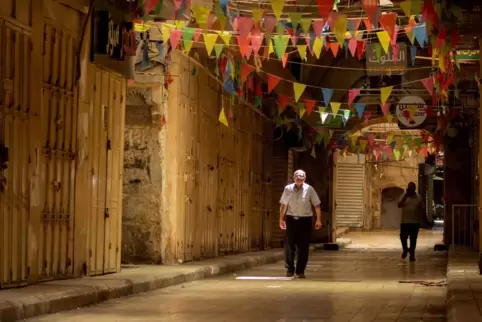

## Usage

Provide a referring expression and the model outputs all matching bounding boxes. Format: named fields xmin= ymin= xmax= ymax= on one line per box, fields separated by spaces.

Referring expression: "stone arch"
xmin=126 ymin=87 xmax=153 ymax=106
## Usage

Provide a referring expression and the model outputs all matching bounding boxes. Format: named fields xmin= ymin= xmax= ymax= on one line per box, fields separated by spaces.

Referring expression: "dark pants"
xmin=400 ymin=223 xmax=420 ymax=255
xmin=284 ymin=216 xmax=312 ymax=274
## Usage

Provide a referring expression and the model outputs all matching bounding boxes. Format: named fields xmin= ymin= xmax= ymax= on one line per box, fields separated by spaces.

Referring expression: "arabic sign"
xmin=396 ymin=96 xmax=427 ymax=128
xmin=366 ymin=43 xmax=407 ymax=76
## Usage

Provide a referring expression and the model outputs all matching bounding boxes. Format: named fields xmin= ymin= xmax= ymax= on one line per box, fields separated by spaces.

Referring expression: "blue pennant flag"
xmin=410 ymin=46 xmax=417 ymax=66
xmin=355 ymin=103 xmax=365 ymax=119
xmin=224 ymin=78 xmax=234 ymax=95
xmin=322 ymin=88 xmax=334 ymax=105
xmin=413 ymin=24 xmax=427 ymax=48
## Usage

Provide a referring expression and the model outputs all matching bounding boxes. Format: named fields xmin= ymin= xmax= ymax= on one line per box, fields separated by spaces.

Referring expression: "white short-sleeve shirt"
xmin=279 ymin=183 xmax=321 ymax=217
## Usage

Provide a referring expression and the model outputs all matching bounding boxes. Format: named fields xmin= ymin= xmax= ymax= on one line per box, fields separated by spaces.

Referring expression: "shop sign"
xmin=396 ymin=96 xmax=427 ymax=128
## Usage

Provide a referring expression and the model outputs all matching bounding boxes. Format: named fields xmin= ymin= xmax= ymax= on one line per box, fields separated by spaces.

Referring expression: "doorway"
xmin=381 ymin=187 xmax=404 ymax=229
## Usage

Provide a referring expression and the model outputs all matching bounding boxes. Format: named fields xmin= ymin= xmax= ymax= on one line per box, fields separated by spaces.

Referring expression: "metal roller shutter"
xmin=335 ymin=163 xmax=365 ymax=228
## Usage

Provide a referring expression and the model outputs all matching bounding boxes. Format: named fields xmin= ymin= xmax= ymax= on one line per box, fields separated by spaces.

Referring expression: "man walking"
xmin=279 ymin=170 xmax=322 ymax=278
xmin=397 ymin=182 xmax=425 ymax=262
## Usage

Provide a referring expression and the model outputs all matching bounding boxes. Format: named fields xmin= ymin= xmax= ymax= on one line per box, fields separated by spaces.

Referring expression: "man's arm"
xmin=397 ymin=193 xmax=407 ymax=208
xmin=279 ymin=188 xmax=289 ymax=230
xmin=309 ymin=187 xmax=322 ymax=226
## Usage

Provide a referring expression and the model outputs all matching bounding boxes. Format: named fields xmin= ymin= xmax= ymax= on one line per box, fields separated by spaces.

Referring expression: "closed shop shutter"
xmin=335 ymin=161 xmax=365 ymax=228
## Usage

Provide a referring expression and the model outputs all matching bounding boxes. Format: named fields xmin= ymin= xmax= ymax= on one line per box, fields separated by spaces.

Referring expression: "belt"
xmin=287 ymin=215 xmax=311 ymax=220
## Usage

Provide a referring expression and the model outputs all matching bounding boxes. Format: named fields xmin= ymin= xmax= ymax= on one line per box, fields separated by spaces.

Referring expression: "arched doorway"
xmin=381 ymin=187 xmax=404 ymax=229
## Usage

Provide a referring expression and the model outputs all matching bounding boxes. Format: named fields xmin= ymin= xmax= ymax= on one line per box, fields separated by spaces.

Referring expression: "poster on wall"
xmin=396 ymin=96 xmax=427 ymax=129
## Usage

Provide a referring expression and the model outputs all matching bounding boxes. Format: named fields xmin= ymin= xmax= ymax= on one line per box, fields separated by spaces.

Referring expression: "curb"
xmin=0 ymin=251 xmax=284 ymax=322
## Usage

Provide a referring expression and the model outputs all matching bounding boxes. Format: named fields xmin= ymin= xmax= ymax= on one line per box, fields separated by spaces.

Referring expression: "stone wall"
xmin=365 ymin=155 xmax=423 ymax=229
xmin=122 ymin=87 xmax=165 ymax=264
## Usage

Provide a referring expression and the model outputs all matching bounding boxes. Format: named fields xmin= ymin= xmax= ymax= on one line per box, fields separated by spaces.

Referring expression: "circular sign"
xmin=396 ymin=96 xmax=427 ymax=128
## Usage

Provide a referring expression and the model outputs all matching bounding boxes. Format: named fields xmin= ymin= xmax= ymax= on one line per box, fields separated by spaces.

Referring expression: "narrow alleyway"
xmin=29 ymin=248 xmax=447 ymax=322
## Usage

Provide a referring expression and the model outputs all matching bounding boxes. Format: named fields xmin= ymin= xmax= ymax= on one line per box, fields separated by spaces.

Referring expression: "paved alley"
xmin=29 ymin=248 xmax=447 ymax=322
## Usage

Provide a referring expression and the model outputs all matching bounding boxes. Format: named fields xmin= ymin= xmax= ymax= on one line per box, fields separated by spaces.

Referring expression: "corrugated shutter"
xmin=335 ymin=163 xmax=365 ymax=227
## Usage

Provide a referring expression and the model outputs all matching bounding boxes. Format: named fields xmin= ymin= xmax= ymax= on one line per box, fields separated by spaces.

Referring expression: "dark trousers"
xmin=400 ymin=223 xmax=420 ymax=255
xmin=284 ymin=216 xmax=312 ymax=274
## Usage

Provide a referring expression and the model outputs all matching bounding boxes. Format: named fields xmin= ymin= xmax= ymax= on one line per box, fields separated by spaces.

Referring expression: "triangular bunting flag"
xmin=355 ymin=103 xmax=365 ymax=119
xmin=400 ymin=0 xmax=412 ymax=17
xmin=330 ymin=42 xmax=340 ymax=57
xmin=304 ymin=99 xmax=316 ymax=116
xmin=220 ymin=31 xmax=231 ymax=45
xmin=316 ymin=0 xmax=333 ymax=20
xmin=204 ymin=33 xmax=219 ymax=56
xmin=270 ymin=0 xmax=285 ymax=20
xmin=421 ymin=77 xmax=433 ymax=95
xmin=377 ymin=31 xmax=391 ymax=54
xmin=379 ymin=12 xmax=397 ymax=38
xmin=313 ymin=38 xmax=323 ymax=59
xmin=348 ymin=88 xmax=360 ymax=105
xmin=380 ymin=86 xmax=393 ymax=104
xmin=330 ymin=102 xmax=341 ymax=116
xmin=219 ymin=108 xmax=229 ymax=126
xmin=297 ymin=45 xmax=308 ymax=60
xmin=289 ymin=12 xmax=302 ymax=31
xmin=300 ymin=18 xmax=312 ymax=35
xmin=348 ymin=38 xmax=357 ymax=57
xmin=240 ymin=63 xmax=254 ymax=84
xmin=298 ymin=103 xmax=306 ymax=118
xmin=278 ymin=96 xmax=290 ymax=111
xmin=334 ymin=14 xmax=348 ymax=46
xmin=268 ymin=74 xmax=281 ymax=93
xmin=362 ymin=0 xmax=379 ymax=25
xmin=380 ymin=103 xmax=390 ymax=116
xmin=410 ymin=46 xmax=417 ymax=66
xmin=252 ymin=9 xmax=264 ymax=24
xmin=273 ymin=35 xmax=290 ymax=60
xmin=413 ymin=24 xmax=427 ymax=47
xmin=312 ymin=19 xmax=324 ymax=36
xmin=214 ymin=44 xmax=224 ymax=58
xmin=169 ymin=29 xmax=183 ymax=49
xmin=293 ymin=83 xmax=307 ymax=102
xmin=322 ymin=88 xmax=334 ymax=105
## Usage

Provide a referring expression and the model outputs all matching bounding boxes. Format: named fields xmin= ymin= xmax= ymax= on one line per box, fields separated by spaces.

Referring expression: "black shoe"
xmin=409 ymin=256 xmax=416 ymax=262
xmin=296 ymin=273 xmax=306 ymax=279
xmin=402 ymin=249 xmax=408 ymax=259
xmin=286 ymin=271 xmax=294 ymax=278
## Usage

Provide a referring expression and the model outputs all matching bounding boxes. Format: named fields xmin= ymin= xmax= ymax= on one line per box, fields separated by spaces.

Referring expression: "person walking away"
xmin=397 ymin=182 xmax=425 ymax=262
xmin=279 ymin=170 xmax=322 ymax=278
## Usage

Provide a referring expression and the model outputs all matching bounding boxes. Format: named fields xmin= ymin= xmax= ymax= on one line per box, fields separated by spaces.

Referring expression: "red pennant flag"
xmin=255 ymin=81 xmax=262 ymax=97
xmin=356 ymin=40 xmax=366 ymax=60
xmin=241 ymin=63 xmax=254 ymax=84
xmin=282 ymin=54 xmax=288 ymax=68
xmin=304 ymin=99 xmax=316 ymax=116
xmin=348 ymin=88 xmax=360 ymax=105
xmin=237 ymin=17 xmax=254 ymax=40
xmin=316 ymin=0 xmax=333 ymax=20
xmin=267 ymin=74 xmax=281 ymax=94
xmin=421 ymin=77 xmax=434 ymax=95
xmin=363 ymin=18 xmax=372 ymax=32
xmin=278 ymin=96 xmax=290 ymax=111
xmin=312 ymin=19 xmax=324 ymax=36
xmin=379 ymin=12 xmax=397 ymax=39
xmin=380 ymin=103 xmax=390 ymax=116
xmin=237 ymin=36 xmax=251 ymax=58
xmin=145 ymin=0 xmax=161 ymax=14
xmin=362 ymin=0 xmax=378 ymax=26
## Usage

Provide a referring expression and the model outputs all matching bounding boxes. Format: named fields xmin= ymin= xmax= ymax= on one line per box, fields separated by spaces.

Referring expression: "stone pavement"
xmin=0 ymin=250 xmax=283 ymax=322
xmin=446 ymin=248 xmax=482 ymax=322
xmin=28 ymin=249 xmax=447 ymax=322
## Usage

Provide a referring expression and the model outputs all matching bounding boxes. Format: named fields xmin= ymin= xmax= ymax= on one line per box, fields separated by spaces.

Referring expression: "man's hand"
xmin=279 ymin=219 xmax=286 ymax=230
xmin=315 ymin=219 xmax=322 ymax=230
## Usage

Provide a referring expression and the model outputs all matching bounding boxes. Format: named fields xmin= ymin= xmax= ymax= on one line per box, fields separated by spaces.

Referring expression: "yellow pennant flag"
xmin=318 ymin=106 xmax=325 ymax=114
xmin=162 ymin=24 xmax=173 ymax=44
xmin=360 ymin=139 xmax=368 ymax=151
xmin=400 ymin=0 xmax=412 ymax=17
xmin=220 ymin=32 xmax=231 ymax=45
xmin=393 ymin=149 xmax=401 ymax=161
xmin=204 ymin=33 xmax=218 ymax=56
xmin=297 ymin=45 xmax=307 ymax=60
xmin=311 ymin=146 xmax=316 ymax=158
xmin=270 ymin=0 xmax=285 ymax=20
xmin=351 ymin=135 xmax=358 ymax=147
xmin=380 ymin=86 xmax=393 ymax=104
xmin=407 ymin=31 xmax=415 ymax=45
xmin=293 ymin=82 xmax=306 ymax=102
xmin=334 ymin=14 xmax=348 ymax=46
xmin=268 ymin=38 xmax=274 ymax=55
xmin=330 ymin=102 xmax=341 ymax=116
xmin=299 ymin=105 xmax=306 ymax=118
xmin=300 ymin=18 xmax=312 ymax=35
xmin=313 ymin=38 xmax=323 ymax=59
xmin=185 ymin=41 xmax=193 ymax=54
xmin=134 ymin=22 xmax=152 ymax=32
xmin=252 ymin=9 xmax=264 ymax=24
xmin=219 ymin=108 xmax=229 ymax=127
xmin=376 ymin=31 xmax=391 ymax=54
xmin=387 ymin=135 xmax=393 ymax=144
xmin=192 ymin=5 xmax=210 ymax=31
